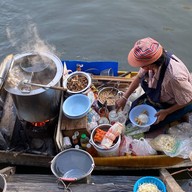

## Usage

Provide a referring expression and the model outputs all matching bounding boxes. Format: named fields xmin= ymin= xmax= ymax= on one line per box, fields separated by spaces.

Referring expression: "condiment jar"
xmin=98 ymin=117 xmax=109 ymax=125
xmin=72 ymin=134 xmax=79 ymax=146
xmin=80 ymin=133 xmax=89 ymax=150
xmin=98 ymin=107 xmax=109 ymax=118
xmin=86 ymin=143 xmax=98 ymax=157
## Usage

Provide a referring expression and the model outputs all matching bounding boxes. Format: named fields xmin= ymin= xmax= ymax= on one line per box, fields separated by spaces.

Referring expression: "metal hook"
xmin=57 ymin=179 xmax=73 ymax=192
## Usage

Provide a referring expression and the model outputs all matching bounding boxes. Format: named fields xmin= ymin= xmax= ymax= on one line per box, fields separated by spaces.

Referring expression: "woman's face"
xmin=141 ymin=63 xmax=156 ymax=71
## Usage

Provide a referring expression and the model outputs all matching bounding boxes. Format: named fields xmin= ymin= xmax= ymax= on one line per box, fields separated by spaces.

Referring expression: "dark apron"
xmin=131 ymin=51 xmax=172 ymax=109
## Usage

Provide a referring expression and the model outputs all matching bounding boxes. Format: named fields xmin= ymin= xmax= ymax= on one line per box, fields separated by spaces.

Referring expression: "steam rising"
xmin=6 ymin=21 xmax=57 ymax=54
xmin=5 ymin=22 xmax=59 ymax=90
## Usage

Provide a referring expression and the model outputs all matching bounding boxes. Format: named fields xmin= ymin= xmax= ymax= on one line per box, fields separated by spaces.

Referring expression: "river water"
xmin=1 ymin=0 xmax=192 ymax=71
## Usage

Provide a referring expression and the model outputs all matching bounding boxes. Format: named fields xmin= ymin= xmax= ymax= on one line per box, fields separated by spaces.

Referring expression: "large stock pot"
xmin=3 ymin=52 xmax=63 ymax=122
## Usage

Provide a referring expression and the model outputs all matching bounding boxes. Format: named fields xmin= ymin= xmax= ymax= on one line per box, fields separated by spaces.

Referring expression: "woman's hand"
xmin=115 ymin=97 xmax=127 ymax=112
xmin=154 ymin=109 xmax=169 ymax=124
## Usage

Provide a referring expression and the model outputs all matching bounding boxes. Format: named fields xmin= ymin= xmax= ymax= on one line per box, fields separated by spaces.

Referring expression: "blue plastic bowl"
xmin=133 ymin=176 xmax=166 ymax=192
xmin=129 ymin=104 xmax=157 ymax=128
xmin=63 ymin=94 xmax=91 ymax=119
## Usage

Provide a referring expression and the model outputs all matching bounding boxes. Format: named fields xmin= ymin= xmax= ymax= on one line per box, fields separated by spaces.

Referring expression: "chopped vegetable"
xmin=93 ymin=128 xmax=107 ymax=143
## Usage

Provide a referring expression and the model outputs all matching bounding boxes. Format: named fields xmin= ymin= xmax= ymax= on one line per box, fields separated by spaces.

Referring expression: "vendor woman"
xmin=115 ymin=37 xmax=192 ymax=129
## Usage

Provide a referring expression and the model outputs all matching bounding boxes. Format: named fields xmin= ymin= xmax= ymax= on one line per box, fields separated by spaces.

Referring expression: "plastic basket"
xmin=133 ymin=176 xmax=166 ymax=192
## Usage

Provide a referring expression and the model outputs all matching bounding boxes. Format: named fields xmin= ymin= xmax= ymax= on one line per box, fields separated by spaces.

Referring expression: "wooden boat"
xmin=0 ymin=60 xmax=192 ymax=171
xmin=0 ymin=166 xmax=187 ymax=192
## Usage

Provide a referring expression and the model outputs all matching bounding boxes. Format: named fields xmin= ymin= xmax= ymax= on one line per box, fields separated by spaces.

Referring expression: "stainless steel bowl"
xmin=63 ymin=71 xmax=92 ymax=95
xmin=98 ymin=87 xmax=121 ymax=110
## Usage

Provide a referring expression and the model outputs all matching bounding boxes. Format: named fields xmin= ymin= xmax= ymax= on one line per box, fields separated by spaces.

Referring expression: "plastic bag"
xmin=124 ymin=123 xmax=150 ymax=136
xmin=119 ymin=135 xmax=133 ymax=156
xmin=167 ymin=122 xmax=192 ymax=138
xmin=130 ymin=137 xmax=157 ymax=156
xmin=150 ymin=134 xmax=192 ymax=159
xmin=150 ymin=134 xmax=179 ymax=154
xmin=128 ymin=86 xmax=144 ymax=103
xmin=170 ymin=138 xmax=192 ymax=159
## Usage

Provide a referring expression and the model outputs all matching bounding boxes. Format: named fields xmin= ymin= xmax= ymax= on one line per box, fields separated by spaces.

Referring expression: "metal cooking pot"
xmin=3 ymin=52 xmax=63 ymax=122
xmin=0 ymin=174 xmax=7 ymax=192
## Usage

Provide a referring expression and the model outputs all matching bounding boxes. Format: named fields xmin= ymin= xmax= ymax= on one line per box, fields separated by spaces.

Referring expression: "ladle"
xmin=20 ymin=61 xmax=48 ymax=73
xmin=22 ymin=80 xmax=67 ymax=91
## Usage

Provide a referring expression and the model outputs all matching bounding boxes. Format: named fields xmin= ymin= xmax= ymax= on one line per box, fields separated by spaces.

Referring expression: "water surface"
xmin=1 ymin=0 xmax=192 ymax=71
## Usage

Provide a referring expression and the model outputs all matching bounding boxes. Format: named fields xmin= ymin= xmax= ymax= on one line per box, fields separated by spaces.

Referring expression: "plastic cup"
xmin=100 ymin=68 xmax=114 ymax=76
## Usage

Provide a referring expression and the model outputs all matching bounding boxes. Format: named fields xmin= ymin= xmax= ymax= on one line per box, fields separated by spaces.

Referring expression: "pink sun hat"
xmin=128 ymin=37 xmax=163 ymax=67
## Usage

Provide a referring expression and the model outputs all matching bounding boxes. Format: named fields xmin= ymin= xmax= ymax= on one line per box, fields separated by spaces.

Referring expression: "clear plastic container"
xmin=108 ymin=110 xmax=119 ymax=125
xmin=87 ymin=108 xmax=100 ymax=122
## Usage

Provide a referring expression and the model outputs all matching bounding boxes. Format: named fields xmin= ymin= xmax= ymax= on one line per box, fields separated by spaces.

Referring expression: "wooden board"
xmin=60 ymin=115 xmax=87 ymax=131
xmin=60 ymin=115 xmax=88 ymax=138
xmin=4 ymin=173 xmax=143 ymax=192
xmin=5 ymin=168 xmax=185 ymax=192
xmin=160 ymin=168 xmax=185 ymax=192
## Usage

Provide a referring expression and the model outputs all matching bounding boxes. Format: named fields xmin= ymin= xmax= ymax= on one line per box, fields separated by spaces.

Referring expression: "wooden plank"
xmin=160 ymin=168 xmax=185 ymax=192
xmin=0 ymin=93 xmax=16 ymax=139
xmin=0 ymin=167 xmax=15 ymax=177
xmin=6 ymin=182 xmax=134 ymax=192
xmin=0 ymin=151 xmax=53 ymax=167
xmin=92 ymin=75 xmax=134 ymax=83
xmin=5 ymin=174 xmax=138 ymax=192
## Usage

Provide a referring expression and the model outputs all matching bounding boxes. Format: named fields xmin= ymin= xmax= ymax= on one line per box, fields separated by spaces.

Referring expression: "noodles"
xmin=137 ymin=183 xmax=160 ymax=192
xmin=135 ymin=110 xmax=149 ymax=125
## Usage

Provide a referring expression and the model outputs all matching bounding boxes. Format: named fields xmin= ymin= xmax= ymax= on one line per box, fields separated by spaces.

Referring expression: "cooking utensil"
xmin=20 ymin=59 xmax=48 ymax=73
xmin=97 ymin=71 xmax=131 ymax=89
xmin=51 ymin=148 xmax=95 ymax=191
xmin=4 ymin=52 xmax=63 ymax=123
xmin=0 ymin=54 xmax=14 ymax=90
xmin=22 ymin=80 xmax=67 ymax=91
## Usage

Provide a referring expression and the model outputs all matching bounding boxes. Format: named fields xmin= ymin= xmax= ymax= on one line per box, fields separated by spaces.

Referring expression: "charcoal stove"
xmin=9 ymin=117 xmax=58 ymax=156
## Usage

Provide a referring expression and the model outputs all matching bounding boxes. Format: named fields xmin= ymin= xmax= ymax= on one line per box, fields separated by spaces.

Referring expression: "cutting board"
xmin=60 ymin=114 xmax=89 ymax=137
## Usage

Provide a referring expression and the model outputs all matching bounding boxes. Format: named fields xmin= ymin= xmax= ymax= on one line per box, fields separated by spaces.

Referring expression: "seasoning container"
xmin=117 ymin=111 xmax=127 ymax=126
xmin=86 ymin=143 xmax=98 ymax=157
xmin=74 ymin=131 xmax=80 ymax=137
xmin=87 ymin=108 xmax=100 ymax=122
xmin=87 ymin=116 xmax=98 ymax=134
xmin=80 ymin=133 xmax=89 ymax=150
xmin=108 ymin=110 xmax=119 ymax=125
xmin=75 ymin=144 xmax=81 ymax=149
xmin=98 ymin=107 xmax=109 ymax=118
xmin=72 ymin=134 xmax=79 ymax=146
xmin=63 ymin=136 xmax=72 ymax=149
xmin=98 ymin=117 xmax=109 ymax=125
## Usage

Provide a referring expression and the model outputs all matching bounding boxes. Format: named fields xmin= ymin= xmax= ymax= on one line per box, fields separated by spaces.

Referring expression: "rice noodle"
xmin=137 ymin=183 xmax=161 ymax=192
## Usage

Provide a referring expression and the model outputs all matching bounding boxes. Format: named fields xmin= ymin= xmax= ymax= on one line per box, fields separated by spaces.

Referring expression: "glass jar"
xmin=80 ymin=133 xmax=89 ymax=150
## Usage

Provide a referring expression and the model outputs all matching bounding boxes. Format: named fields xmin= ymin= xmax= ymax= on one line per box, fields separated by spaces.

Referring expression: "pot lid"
xmin=3 ymin=52 xmax=63 ymax=96
xmin=0 ymin=54 xmax=14 ymax=91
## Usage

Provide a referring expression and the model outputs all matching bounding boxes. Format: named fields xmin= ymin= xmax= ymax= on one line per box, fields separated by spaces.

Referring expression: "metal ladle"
xmin=21 ymin=80 xmax=67 ymax=91
xmin=20 ymin=60 xmax=48 ymax=73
